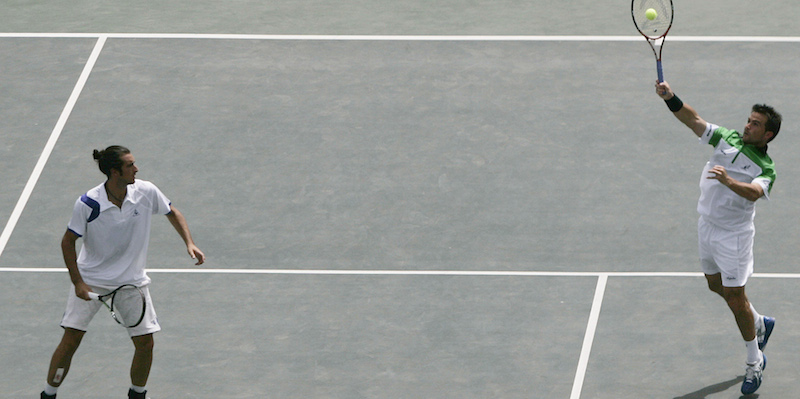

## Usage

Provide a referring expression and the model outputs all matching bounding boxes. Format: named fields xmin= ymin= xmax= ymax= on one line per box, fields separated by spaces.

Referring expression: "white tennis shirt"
xmin=698 ymin=123 xmax=775 ymax=231
xmin=67 ymin=180 xmax=171 ymax=288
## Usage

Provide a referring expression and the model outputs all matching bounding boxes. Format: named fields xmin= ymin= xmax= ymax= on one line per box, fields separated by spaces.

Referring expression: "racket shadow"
xmin=672 ymin=375 xmax=743 ymax=399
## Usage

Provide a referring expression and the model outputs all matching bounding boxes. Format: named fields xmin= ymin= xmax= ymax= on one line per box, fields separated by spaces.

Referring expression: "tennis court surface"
xmin=2 ymin=1 xmax=800 ymax=398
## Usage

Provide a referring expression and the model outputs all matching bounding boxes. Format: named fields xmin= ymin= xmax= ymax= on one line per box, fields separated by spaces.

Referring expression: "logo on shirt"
xmin=133 ymin=209 xmax=140 ymax=217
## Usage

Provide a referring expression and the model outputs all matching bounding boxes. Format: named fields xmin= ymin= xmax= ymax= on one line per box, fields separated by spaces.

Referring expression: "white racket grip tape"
xmin=88 ymin=292 xmax=99 ymax=300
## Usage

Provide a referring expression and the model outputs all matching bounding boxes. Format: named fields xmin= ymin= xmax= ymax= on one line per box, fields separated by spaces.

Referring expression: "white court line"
xmin=0 ymin=33 xmax=799 ymax=42
xmin=570 ymin=274 xmax=607 ymax=399
xmin=2 ymin=266 xmax=794 ymax=399
xmin=0 ymin=268 xmax=651 ymax=276
xmin=0 ymin=268 xmax=640 ymax=276
xmin=0 ymin=36 xmax=107 ymax=259
xmin=3 ymin=267 xmax=800 ymax=279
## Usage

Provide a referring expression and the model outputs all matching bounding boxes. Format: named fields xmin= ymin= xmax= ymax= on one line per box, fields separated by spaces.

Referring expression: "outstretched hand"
xmin=188 ymin=244 xmax=206 ymax=265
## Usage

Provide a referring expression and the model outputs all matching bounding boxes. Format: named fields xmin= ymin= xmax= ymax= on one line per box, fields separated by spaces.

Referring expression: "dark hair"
xmin=752 ymin=104 xmax=782 ymax=142
xmin=93 ymin=145 xmax=130 ymax=177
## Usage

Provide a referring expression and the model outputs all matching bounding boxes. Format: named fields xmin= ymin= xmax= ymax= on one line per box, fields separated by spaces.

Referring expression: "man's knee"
xmin=58 ymin=328 xmax=86 ymax=353
xmin=132 ymin=334 xmax=154 ymax=352
xmin=705 ymin=274 xmax=724 ymax=296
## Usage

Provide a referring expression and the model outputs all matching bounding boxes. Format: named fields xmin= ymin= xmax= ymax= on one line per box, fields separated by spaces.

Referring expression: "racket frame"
xmin=631 ymin=0 xmax=674 ymax=82
xmin=92 ymin=284 xmax=147 ymax=328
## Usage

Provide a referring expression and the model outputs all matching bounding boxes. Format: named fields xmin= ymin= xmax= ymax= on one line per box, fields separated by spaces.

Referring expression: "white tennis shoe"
xmin=741 ymin=351 xmax=766 ymax=395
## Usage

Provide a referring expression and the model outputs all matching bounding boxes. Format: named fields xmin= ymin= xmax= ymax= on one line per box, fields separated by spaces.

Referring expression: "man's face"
xmin=116 ymin=153 xmax=138 ymax=184
xmin=742 ymin=112 xmax=773 ymax=146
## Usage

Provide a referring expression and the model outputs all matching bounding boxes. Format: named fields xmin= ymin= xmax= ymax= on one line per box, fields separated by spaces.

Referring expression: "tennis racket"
xmin=88 ymin=284 xmax=146 ymax=328
xmin=631 ymin=0 xmax=674 ymax=83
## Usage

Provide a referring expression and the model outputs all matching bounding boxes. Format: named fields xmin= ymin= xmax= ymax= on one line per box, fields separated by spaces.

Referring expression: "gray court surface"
xmin=2 ymin=1 xmax=800 ymax=398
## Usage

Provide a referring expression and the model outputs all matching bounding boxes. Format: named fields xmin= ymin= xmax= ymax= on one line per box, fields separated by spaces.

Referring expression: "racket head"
xmin=631 ymin=0 xmax=674 ymax=39
xmin=108 ymin=284 xmax=147 ymax=328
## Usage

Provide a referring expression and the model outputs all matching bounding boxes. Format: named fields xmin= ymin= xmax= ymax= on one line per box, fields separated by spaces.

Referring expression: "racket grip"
xmin=657 ymin=60 xmax=664 ymax=83
xmin=88 ymin=292 xmax=99 ymax=300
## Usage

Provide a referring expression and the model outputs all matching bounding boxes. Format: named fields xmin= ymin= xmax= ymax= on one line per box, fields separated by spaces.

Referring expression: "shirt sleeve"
xmin=699 ymin=122 xmax=721 ymax=146
xmin=67 ymin=197 xmax=91 ymax=237
xmin=144 ymin=181 xmax=172 ymax=215
xmin=752 ymin=177 xmax=772 ymax=200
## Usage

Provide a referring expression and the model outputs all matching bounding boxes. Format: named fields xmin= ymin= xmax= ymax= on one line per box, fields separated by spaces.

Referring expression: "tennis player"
xmin=655 ymin=81 xmax=778 ymax=395
xmin=41 ymin=146 xmax=205 ymax=399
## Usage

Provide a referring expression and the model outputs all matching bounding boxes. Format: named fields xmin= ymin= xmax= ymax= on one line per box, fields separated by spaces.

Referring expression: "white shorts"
xmin=698 ymin=216 xmax=755 ymax=287
xmin=60 ymin=284 xmax=161 ymax=337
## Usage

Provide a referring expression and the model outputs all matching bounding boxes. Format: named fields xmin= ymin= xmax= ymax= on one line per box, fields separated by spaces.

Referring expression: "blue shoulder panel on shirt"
xmin=80 ymin=194 xmax=101 ymax=223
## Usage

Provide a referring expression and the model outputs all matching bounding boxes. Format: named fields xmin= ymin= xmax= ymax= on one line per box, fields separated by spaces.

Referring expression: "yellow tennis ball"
xmin=645 ymin=8 xmax=657 ymax=20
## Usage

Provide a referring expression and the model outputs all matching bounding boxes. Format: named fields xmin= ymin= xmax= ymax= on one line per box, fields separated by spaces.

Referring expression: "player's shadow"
xmin=673 ymin=375 xmax=752 ymax=399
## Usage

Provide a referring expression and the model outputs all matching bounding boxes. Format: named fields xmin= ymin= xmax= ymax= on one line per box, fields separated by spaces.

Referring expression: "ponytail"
xmin=93 ymin=145 xmax=130 ymax=177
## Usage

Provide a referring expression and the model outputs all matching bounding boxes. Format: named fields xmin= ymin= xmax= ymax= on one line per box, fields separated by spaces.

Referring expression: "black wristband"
xmin=665 ymin=95 xmax=684 ymax=112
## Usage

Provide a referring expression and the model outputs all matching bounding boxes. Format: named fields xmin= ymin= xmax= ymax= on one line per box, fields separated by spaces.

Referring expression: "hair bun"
xmin=92 ymin=149 xmax=101 ymax=160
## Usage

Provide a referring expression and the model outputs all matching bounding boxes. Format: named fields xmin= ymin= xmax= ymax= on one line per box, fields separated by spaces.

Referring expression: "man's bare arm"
xmin=656 ymin=81 xmax=707 ymax=138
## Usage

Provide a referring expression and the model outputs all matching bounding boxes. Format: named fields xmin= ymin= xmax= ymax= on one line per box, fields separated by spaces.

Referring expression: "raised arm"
xmin=656 ymin=81 xmax=708 ymax=138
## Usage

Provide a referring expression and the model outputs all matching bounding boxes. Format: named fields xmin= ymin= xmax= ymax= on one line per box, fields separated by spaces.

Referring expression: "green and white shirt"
xmin=698 ymin=123 xmax=775 ymax=231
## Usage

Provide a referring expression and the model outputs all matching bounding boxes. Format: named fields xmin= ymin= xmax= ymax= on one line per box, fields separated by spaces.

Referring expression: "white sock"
xmin=44 ymin=384 xmax=58 ymax=396
xmin=131 ymin=385 xmax=146 ymax=393
xmin=746 ymin=338 xmax=761 ymax=365
xmin=750 ymin=303 xmax=763 ymax=332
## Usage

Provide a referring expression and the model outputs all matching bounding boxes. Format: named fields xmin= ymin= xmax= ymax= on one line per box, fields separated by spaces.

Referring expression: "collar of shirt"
xmin=90 ymin=182 xmax=130 ymax=212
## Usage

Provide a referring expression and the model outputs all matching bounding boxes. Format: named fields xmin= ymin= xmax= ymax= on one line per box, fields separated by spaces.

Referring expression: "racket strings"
xmin=632 ymin=0 xmax=673 ymax=38
xmin=110 ymin=288 xmax=146 ymax=327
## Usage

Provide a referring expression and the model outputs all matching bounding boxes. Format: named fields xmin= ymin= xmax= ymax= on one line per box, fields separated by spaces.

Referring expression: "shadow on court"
xmin=672 ymin=375 xmax=743 ymax=399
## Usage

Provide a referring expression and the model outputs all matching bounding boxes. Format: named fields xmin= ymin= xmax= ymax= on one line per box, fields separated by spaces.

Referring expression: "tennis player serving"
xmin=41 ymin=146 xmax=205 ymax=399
xmin=655 ymin=81 xmax=779 ymax=395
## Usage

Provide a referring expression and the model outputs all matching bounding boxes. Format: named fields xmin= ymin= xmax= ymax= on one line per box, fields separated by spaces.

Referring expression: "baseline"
xmin=0 ymin=33 xmax=800 ymax=42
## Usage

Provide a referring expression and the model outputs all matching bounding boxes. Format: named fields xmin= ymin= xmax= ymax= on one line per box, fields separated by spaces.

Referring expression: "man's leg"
xmin=720 ymin=285 xmax=767 ymax=396
xmin=706 ymin=273 xmax=774 ymax=350
xmin=705 ymin=273 xmax=724 ymax=297
xmin=707 ymin=273 xmax=759 ymax=342
xmin=130 ymin=334 xmax=154 ymax=388
xmin=707 ymin=273 xmax=760 ymax=362
xmin=46 ymin=328 xmax=86 ymax=389
xmin=721 ymin=286 xmax=756 ymax=341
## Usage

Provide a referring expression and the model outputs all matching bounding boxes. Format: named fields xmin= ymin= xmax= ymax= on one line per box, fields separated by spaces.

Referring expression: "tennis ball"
xmin=645 ymin=8 xmax=657 ymax=20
